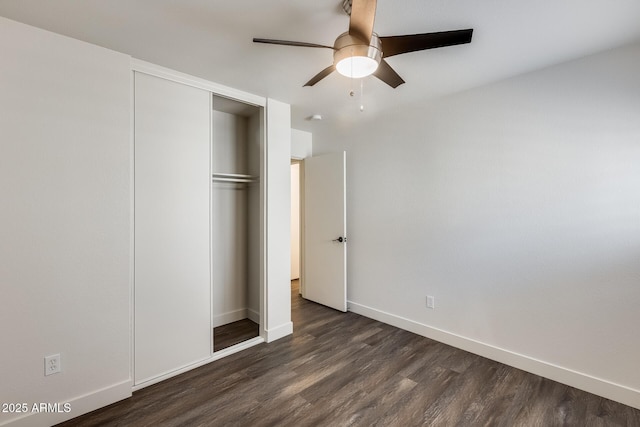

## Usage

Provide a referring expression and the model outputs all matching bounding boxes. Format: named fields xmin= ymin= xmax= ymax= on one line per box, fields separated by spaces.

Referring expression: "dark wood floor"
xmin=214 ymin=318 xmax=259 ymax=352
xmin=58 ymin=280 xmax=640 ymax=426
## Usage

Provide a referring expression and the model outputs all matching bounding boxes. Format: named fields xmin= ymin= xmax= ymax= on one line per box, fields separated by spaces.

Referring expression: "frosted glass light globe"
xmin=335 ymin=55 xmax=379 ymax=78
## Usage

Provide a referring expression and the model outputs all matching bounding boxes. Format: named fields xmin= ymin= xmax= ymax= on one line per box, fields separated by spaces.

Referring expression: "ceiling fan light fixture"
xmin=333 ymin=32 xmax=382 ymax=79
xmin=254 ymin=3 xmax=474 ymax=89
xmin=336 ymin=55 xmax=379 ymax=78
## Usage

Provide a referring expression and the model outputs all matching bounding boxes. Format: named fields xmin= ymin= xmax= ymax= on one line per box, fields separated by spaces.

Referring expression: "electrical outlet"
xmin=44 ymin=354 xmax=61 ymax=376
xmin=426 ymin=296 xmax=435 ymax=309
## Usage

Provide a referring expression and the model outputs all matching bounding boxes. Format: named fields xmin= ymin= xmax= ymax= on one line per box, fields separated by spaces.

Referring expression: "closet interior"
xmin=211 ymin=95 xmax=262 ymax=352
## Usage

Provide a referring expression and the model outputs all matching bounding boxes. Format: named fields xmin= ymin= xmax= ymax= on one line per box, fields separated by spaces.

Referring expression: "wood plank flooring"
xmin=57 ymin=281 xmax=640 ymax=426
xmin=214 ymin=319 xmax=259 ymax=352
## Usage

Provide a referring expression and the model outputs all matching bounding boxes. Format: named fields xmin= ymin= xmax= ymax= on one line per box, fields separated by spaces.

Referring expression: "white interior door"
xmin=303 ymin=152 xmax=347 ymax=312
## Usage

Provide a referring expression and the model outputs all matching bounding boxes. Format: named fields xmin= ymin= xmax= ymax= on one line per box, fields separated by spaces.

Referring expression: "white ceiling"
xmin=2 ymin=0 xmax=640 ymax=132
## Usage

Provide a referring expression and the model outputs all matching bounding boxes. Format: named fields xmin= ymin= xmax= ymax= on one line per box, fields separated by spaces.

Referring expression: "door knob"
xmin=332 ymin=236 xmax=346 ymax=243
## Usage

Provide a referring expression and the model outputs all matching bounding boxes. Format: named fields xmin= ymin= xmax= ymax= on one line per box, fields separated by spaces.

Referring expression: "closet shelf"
xmin=212 ymin=173 xmax=258 ymax=183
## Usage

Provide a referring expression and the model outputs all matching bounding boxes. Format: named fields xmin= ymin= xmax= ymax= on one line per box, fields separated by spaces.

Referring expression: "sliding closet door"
xmin=134 ymin=72 xmax=211 ymax=384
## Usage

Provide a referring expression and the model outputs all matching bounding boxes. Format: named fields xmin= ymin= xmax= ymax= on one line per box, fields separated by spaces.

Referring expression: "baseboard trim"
xmin=265 ymin=321 xmax=293 ymax=343
xmin=247 ymin=308 xmax=260 ymax=324
xmin=213 ymin=308 xmax=248 ymax=328
xmin=0 ymin=380 xmax=131 ymax=427
xmin=348 ymin=301 xmax=640 ymax=410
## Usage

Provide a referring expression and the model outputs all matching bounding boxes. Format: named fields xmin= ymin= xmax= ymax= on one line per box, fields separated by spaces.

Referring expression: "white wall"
xmin=291 ymin=129 xmax=312 ymax=159
xmin=0 ymin=17 xmax=131 ymax=426
xmin=265 ymin=99 xmax=293 ymax=342
xmin=212 ymin=111 xmax=249 ymax=326
xmin=313 ymin=42 xmax=640 ymax=408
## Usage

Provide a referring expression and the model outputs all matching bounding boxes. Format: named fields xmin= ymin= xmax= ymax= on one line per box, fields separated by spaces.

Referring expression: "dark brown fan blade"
xmin=380 ymin=29 xmax=473 ymax=58
xmin=304 ymin=65 xmax=336 ymax=87
xmin=349 ymin=0 xmax=377 ymax=44
xmin=373 ymin=59 xmax=405 ymax=88
xmin=253 ymin=38 xmax=334 ymax=50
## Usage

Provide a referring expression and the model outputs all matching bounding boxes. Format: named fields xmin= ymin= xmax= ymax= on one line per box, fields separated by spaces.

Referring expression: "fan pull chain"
xmin=360 ymin=79 xmax=365 ymax=112
xmin=348 ymin=47 xmax=355 ymax=98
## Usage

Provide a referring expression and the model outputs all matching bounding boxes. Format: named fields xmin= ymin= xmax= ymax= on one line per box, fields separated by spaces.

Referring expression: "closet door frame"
xmin=131 ymin=59 xmax=267 ymax=390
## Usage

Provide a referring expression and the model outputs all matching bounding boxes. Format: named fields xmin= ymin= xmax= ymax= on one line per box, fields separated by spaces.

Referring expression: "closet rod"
xmin=212 ymin=177 xmax=256 ymax=183
xmin=212 ymin=172 xmax=257 ymax=179
xmin=212 ymin=172 xmax=258 ymax=183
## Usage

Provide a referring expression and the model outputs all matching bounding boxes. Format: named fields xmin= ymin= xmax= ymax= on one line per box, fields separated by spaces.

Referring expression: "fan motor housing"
xmin=333 ymin=31 xmax=382 ymax=69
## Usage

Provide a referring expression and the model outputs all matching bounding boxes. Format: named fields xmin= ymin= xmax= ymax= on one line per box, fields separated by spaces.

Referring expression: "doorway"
xmin=291 ymin=160 xmax=303 ymax=296
xmin=291 ymin=152 xmax=348 ymax=313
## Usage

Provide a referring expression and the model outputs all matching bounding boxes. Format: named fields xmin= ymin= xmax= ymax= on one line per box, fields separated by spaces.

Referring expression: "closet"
xmin=211 ymin=96 xmax=261 ymax=351
xmin=134 ymin=70 xmax=264 ymax=387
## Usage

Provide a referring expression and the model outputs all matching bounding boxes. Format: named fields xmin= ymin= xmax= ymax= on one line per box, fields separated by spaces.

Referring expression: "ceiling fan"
xmin=253 ymin=0 xmax=473 ymax=88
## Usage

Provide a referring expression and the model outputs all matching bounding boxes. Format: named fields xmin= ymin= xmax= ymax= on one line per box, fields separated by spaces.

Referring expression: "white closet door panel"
xmin=134 ymin=72 xmax=211 ymax=384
